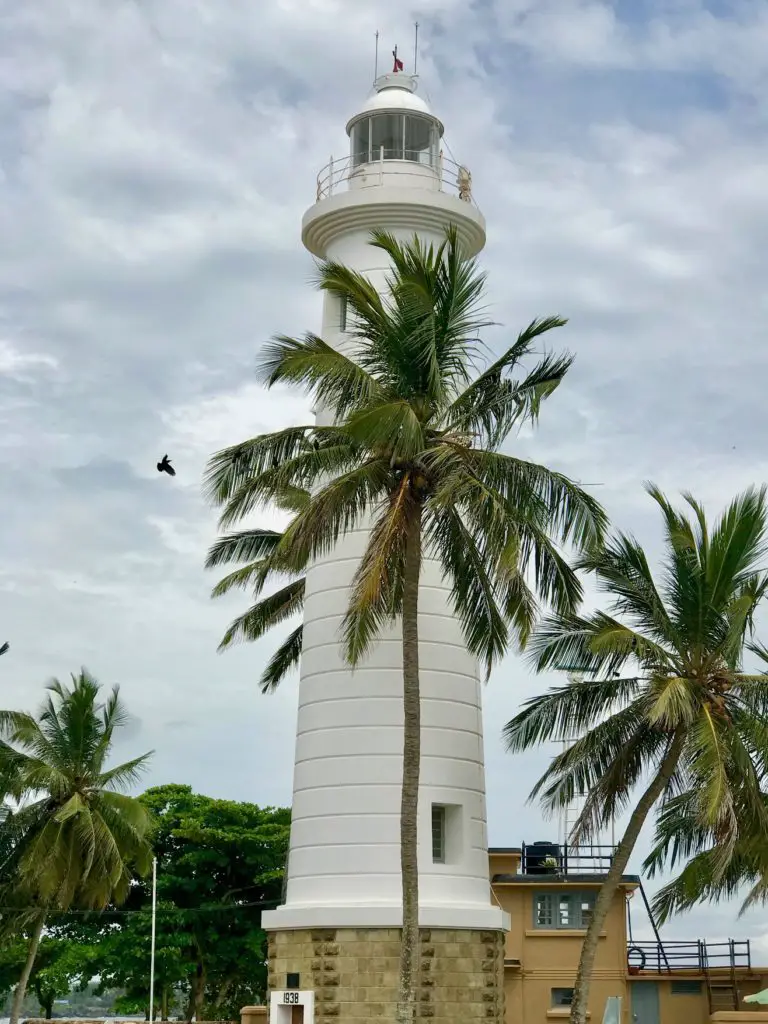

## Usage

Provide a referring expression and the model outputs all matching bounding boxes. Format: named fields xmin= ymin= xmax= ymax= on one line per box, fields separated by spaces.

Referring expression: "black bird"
xmin=157 ymin=454 xmax=176 ymax=477
xmin=0 ymin=642 xmax=8 ymax=656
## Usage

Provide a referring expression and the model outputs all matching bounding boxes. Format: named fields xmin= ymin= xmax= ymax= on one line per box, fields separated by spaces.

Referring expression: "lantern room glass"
xmin=351 ymin=114 xmax=439 ymax=169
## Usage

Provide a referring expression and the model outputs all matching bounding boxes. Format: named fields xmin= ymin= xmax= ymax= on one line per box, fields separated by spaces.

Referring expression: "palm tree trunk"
xmin=9 ymin=912 xmax=46 ymax=1024
xmin=396 ymin=513 xmax=422 ymax=1024
xmin=569 ymin=729 xmax=686 ymax=1024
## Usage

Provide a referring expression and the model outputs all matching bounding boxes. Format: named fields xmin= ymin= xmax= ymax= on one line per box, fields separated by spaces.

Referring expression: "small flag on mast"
xmin=392 ymin=45 xmax=404 ymax=72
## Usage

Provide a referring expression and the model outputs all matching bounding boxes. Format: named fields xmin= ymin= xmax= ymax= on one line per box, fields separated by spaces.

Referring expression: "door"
xmin=630 ymin=982 xmax=660 ymax=1024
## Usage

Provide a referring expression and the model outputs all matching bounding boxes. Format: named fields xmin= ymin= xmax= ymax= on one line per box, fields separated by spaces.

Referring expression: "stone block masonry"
xmin=267 ymin=927 xmax=505 ymax=1023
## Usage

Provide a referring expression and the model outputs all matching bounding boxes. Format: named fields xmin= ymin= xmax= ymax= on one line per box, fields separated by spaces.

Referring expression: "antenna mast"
xmin=414 ymin=21 xmax=419 ymax=74
xmin=374 ymin=30 xmax=379 ymax=82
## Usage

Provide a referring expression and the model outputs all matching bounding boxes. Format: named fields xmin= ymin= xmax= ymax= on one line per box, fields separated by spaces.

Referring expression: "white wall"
xmin=263 ymin=167 xmax=508 ymax=934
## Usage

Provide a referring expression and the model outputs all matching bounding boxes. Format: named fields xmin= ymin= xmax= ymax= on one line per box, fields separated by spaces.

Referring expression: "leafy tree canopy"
xmin=59 ymin=785 xmax=290 ymax=1017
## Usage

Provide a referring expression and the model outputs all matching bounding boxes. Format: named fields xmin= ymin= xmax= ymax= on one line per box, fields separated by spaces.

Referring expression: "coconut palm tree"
xmin=205 ymin=226 xmax=607 ymax=1024
xmin=642 ymin=786 xmax=768 ymax=923
xmin=0 ymin=670 xmax=154 ymax=1024
xmin=641 ymin=637 xmax=768 ymax=923
xmin=205 ymin=485 xmax=309 ymax=693
xmin=503 ymin=483 xmax=768 ymax=1024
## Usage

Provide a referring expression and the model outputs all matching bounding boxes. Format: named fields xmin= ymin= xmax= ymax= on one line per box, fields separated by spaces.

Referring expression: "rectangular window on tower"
xmin=431 ymin=804 xmax=446 ymax=863
xmin=370 ymin=113 xmax=404 ymax=160
xmin=339 ymin=295 xmax=347 ymax=332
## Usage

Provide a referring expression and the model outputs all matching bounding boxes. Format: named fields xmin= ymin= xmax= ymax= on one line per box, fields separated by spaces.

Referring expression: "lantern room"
xmin=346 ymin=72 xmax=444 ymax=171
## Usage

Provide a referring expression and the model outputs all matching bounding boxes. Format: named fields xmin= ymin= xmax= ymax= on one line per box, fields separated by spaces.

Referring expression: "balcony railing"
xmin=315 ymin=152 xmax=478 ymax=209
xmin=521 ymin=841 xmax=615 ymax=876
xmin=626 ymin=939 xmax=751 ymax=974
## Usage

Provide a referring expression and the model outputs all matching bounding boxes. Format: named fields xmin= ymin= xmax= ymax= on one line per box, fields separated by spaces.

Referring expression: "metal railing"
xmin=520 ymin=841 xmax=615 ymax=876
xmin=626 ymin=939 xmax=751 ymax=974
xmin=315 ymin=151 xmax=478 ymax=209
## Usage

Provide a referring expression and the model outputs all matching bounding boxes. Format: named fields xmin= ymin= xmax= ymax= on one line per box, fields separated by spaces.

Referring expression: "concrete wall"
xmin=495 ymin=882 xmax=629 ymax=1024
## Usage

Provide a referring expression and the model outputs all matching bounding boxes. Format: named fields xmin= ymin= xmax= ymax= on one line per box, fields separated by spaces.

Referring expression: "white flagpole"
xmin=149 ymin=857 xmax=157 ymax=1022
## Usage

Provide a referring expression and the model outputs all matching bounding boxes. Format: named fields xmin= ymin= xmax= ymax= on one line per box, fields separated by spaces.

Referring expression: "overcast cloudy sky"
xmin=2 ymin=0 xmax=768 ymax=955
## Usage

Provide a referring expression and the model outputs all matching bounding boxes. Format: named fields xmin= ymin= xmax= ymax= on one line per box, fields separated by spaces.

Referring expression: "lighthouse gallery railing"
xmin=315 ymin=151 xmax=479 ymax=210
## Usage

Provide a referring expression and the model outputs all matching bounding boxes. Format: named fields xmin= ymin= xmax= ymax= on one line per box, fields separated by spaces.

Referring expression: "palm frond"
xmin=426 ymin=506 xmax=510 ymax=675
xmin=256 ymin=333 xmax=382 ymax=418
xmin=259 ymin=625 xmax=304 ymax=693
xmin=217 ymin=579 xmax=305 ymax=652
xmin=445 ymin=317 xmax=569 ymax=446
xmin=205 ymin=529 xmax=283 ymax=571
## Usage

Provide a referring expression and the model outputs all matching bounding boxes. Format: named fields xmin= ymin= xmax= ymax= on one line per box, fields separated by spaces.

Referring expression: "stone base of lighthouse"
xmin=266 ymin=926 xmax=505 ymax=1023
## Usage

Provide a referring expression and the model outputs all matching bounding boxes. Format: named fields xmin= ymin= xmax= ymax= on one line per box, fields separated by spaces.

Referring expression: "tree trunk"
xmin=161 ymin=985 xmax=169 ymax=1021
xmin=44 ymin=996 xmax=53 ymax=1020
xmin=184 ymin=986 xmax=195 ymax=1022
xmin=396 ymin=513 xmax=422 ymax=1024
xmin=569 ymin=729 xmax=686 ymax=1024
xmin=193 ymin=962 xmax=206 ymax=1022
xmin=9 ymin=912 xmax=46 ymax=1024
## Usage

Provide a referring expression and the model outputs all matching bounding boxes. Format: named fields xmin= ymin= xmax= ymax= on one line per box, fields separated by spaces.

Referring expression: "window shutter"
xmin=534 ymin=893 xmax=554 ymax=927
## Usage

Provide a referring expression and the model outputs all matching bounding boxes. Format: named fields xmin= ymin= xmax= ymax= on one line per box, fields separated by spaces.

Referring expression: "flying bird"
xmin=157 ymin=455 xmax=176 ymax=477
xmin=0 ymin=642 xmax=9 ymax=656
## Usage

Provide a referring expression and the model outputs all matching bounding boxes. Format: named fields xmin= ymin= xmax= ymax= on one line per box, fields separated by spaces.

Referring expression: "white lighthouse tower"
xmin=262 ymin=60 xmax=509 ymax=1024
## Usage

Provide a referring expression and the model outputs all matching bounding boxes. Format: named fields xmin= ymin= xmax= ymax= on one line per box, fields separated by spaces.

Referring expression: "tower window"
xmin=351 ymin=118 xmax=370 ymax=167
xmin=370 ymin=113 xmax=404 ymax=160
xmin=350 ymin=114 xmax=440 ymax=169
xmin=339 ymin=295 xmax=347 ymax=332
xmin=431 ymin=804 xmax=446 ymax=863
xmin=404 ymin=115 xmax=433 ymax=164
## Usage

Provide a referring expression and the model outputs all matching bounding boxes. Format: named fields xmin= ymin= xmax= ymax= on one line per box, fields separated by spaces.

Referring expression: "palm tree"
xmin=205 ymin=485 xmax=309 ymax=692
xmin=503 ymin=483 xmax=768 ymax=1024
xmin=0 ymin=670 xmax=154 ymax=1024
xmin=642 ymin=637 xmax=768 ymax=923
xmin=0 ymin=642 xmax=9 ymax=656
xmin=642 ymin=785 xmax=768 ymax=923
xmin=205 ymin=227 xmax=607 ymax=1024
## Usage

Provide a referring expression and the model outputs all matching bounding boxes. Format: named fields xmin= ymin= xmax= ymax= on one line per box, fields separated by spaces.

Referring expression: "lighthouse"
xmin=262 ymin=60 xmax=509 ymax=1024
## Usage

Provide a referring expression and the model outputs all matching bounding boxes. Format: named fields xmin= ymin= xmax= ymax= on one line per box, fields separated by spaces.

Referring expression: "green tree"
xmin=139 ymin=785 xmax=288 ymax=1018
xmin=0 ymin=934 xmax=92 ymax=1016
xmin=30 ymin=939 xmax=96 ymax=1018
xmin=65 ymin=902 xmax=188 ymax=1021
xmin=503 ymin=484 xmax=768 ymax=1024
xmin=205 ymin=227 xmax=606 ymax=1023
xmin=0 ymin=670 xmax=153 ymax=1024
xmin=62 ymin=785 xmax=290 ymax=1019
xmin=205 ymin=486 xmax=309 ymax=692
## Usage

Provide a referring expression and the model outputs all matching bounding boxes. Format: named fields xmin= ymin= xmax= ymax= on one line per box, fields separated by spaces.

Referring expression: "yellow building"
xmin=490 ymin=844 xmax=768 ymax=1024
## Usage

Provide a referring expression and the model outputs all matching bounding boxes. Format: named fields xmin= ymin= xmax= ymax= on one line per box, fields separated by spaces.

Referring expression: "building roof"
xmin=488 ymin=846 xmax=523 ymax=855
xmin=491 ymin=873 xmax=641 ymax=885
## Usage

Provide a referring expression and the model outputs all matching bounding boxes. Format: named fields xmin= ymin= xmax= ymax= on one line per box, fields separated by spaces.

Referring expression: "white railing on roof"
xmin=315 ymin=150 xmax=479 ymax=210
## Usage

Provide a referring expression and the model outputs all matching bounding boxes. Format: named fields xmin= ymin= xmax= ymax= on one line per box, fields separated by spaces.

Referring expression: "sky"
xmin=2 ymin=0 xmax=768 ymax=957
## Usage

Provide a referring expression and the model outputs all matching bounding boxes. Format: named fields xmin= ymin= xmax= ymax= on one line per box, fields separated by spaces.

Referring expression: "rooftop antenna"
xmin=413 ymin=21 xmax=419 ymax=74
xmin=374 ymin=30 xmax=379 ymax=82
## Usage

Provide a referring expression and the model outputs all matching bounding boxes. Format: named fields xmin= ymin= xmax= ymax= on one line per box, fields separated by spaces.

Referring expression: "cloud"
xmin=1 ymin=0 xmax=768 ymax=949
